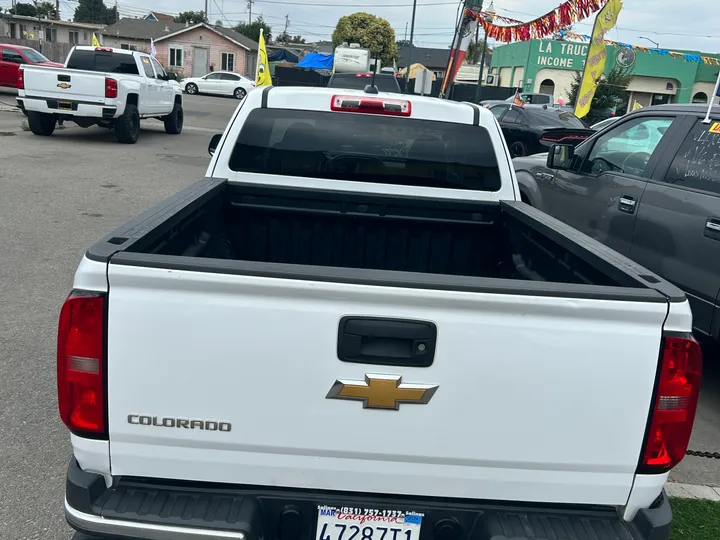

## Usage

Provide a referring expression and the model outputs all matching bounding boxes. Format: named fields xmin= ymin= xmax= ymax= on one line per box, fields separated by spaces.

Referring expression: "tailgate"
xmin=106 ymin=264 xmax=668 ymax=506
xmin=23 ymin=67 xmax=106 ymax=103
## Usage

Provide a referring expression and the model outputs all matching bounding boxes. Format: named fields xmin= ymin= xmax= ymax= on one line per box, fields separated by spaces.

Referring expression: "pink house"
xmin=153 ymin=23 xmax=259 ymax=80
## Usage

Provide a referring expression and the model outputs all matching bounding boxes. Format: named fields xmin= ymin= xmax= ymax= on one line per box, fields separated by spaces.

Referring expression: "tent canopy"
xmin=297 ymin=52 xmax=335 ymax=70
xmin=398 ymin=63 xmax=437 ymax=80
xmin=268 ymin=48 xmax=300 ymax=63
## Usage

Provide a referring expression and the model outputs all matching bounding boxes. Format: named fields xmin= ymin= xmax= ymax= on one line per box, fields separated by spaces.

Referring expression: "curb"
xmin=666 ymin=482 xmax=720 ymax=501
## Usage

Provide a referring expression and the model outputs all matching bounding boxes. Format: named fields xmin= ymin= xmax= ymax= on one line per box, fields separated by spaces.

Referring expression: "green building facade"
xmin=489 ymin=39 xmax=720 ymax=112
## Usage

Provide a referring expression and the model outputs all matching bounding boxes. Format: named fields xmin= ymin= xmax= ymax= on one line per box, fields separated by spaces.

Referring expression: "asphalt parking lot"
xmin=0 ymin=89 xmax=719 ymax=540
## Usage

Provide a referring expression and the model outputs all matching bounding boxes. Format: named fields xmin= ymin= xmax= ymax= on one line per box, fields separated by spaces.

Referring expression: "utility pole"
xmin=475 ymin=1 xmax=494 ymax=103
xmin=403 ymin=0 xmax=418 ymax=87
xmin=204 ymin=0 xmax=208 ymax=18
xmin=247 ymin=0 xmax=253 ymax=24
xmin=55 ymin=0 xmax=60 ymax=19
xmin=284 ymin=14 xmax=289 ymax=41
xmin=116 ymin=0 xmax=119 ymax=23
xmin=404 ymin=22 xmax=408 ymax=41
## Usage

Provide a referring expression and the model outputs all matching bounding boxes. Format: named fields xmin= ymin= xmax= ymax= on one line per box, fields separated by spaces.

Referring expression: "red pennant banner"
xmin=475 ymin=0 xmax=606 ymax=43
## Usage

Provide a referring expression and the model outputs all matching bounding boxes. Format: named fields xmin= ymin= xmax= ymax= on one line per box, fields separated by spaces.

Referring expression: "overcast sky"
xmin=4 ymin=0 xmax=717 ymax=54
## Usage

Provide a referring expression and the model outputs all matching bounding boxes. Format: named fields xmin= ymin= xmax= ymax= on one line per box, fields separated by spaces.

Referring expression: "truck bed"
xmin=89 ymin=177 xmax=679 ymax=303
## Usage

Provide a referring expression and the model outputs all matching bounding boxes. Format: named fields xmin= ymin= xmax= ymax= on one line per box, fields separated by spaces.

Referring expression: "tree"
xmin=568 ymin=67 xmax=632 ymax=123
xmin=215 ymin=20 xmax=224 ymax=27
xmin=276 ymin=32 xmax=304 ymax=44
xmin=9 ymin=2 xmax=37 ymax=16
xmin=233 ymin=16 xmax=272 ymax=43
xmin=74 ymin=0 xmax=116 ymax=24
xmin=332 ymin=12 xmax=397 ymax=65
xmin=466 ymin=40 xmax=490 ymax=65
xmin=396 ymin=39 xmax=411 ymax=47
xmin=174 ymin=11 xmax=208 ymax=24
xmin=37 ymin=2 xmax=59 ymax=19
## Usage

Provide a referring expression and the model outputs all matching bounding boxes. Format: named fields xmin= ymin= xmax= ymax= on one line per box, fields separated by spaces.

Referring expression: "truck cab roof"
xmin=253 ymin=86 xmax=495 ymax=127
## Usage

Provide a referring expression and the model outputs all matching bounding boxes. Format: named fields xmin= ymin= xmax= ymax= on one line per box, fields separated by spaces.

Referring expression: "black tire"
xmin=164 ymin=103 xmax=184 ymax=135
xmin=509 ymin=141 xmax=527 ymax=158
xmin=234 ymin=88 xmax=247 ymax=100
xmin=185 ymin=83 xmax=198 ymax=95
xmin=27 ymin=112 xmax=56 ymax=136
xmin=115 ymin=104 xmax=140 ymax=144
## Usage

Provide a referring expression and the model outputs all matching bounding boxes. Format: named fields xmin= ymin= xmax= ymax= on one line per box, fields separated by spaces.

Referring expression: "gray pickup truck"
xmin=514 ymin=103 xmax=720 ymax=345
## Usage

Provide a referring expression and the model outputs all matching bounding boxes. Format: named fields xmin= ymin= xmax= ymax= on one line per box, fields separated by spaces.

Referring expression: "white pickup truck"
xmin=17 ymin=46 xmax=183 ymax=144
xmin=59 ymin=86 xmax=702 ymax=540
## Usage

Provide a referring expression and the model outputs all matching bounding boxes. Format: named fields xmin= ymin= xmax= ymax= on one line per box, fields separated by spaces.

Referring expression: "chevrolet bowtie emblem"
xmin=326 ymin=374 xmax=438 ymax=410
xmin=57 ymin=83 xmax=71 ymax=89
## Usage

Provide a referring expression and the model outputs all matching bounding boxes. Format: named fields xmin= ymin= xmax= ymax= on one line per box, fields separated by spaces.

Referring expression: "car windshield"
xmin=229 ymin=108 xmax=502 ymax=192
xmin=22 ymin=48 xmax=50 ymax=63
xmin=526 ymin=108 xmax=587 ymax=128
xmin=328 ymin=75 xmax=399 ymax=93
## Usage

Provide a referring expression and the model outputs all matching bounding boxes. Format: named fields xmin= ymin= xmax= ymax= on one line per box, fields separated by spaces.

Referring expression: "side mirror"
xmin=208 ymin=134 xmax=222 ymax=156
xmin=167 ymin=72 xmax=178 ymax=81
xmin=547 ymin=144 xmax=575 ymax=170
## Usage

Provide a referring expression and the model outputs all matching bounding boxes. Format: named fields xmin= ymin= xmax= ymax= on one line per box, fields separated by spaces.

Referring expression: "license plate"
xmin=58 ymin=101 xmax=72 ymax=110
xmin=316 ymin=506 xmax=423 ymax=540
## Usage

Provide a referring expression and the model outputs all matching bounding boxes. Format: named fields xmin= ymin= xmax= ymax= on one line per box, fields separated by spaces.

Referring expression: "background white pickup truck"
xmin=17 ymin=46 xmax=183 ymax=144
xmin=58 ymin=87 xmax=701 ymax=540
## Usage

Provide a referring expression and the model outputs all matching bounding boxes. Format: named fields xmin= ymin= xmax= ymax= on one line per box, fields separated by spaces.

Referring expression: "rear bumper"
xmin=17 ymin=96 xmax=117 ymax=119
xmin=65 ymin=459 xmax=671 ymax=540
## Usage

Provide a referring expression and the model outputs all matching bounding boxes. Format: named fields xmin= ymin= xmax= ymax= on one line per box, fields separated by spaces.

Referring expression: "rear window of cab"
xmin=228 ymin=108 xmax=502 ymax=192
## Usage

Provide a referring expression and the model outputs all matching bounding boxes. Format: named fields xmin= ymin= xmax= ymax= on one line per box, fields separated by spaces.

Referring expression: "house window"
xmin=222 ymin=52 xmax=235 ymax=72
xmin=69 ymin=31 xmax=80 ymax=45
xmin=121 ymin=44 xmax=138 ymax=51
xmin=9 ymin=23 xmax=17 ymax=38
xmin=45 ymin=28 xmax=57 ymax=43
xmin=169 ymin=46 xmax=183 ymax=68
xmin=84 ymin=32 xmax=88 ymax=41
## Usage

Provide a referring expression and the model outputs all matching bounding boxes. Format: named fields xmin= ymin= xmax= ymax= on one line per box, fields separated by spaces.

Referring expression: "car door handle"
xmin=535 ymin=172 xmax=554 ymax=182
xmin=705 ymin=218 xmax=720 ymax=241
xmin=618 ymin=195 xmax=637 ymax=214
xmin=337 ymin=317 xmax=437 ymax=367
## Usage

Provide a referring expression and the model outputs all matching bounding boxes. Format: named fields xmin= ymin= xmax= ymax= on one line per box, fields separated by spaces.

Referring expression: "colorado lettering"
xmin=127 ymin=415 xmax=231 ymax=432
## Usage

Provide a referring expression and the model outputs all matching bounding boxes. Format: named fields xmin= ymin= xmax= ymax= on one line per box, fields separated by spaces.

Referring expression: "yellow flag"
xmin=633 ymin=100 xmax=643 ymax=111
xmin=255 ymin=28 xmax=272 ymax=87
xmin=92 ymin=33 xmax=101 ymax=47
xmin=574 ymin=0 xmax=623 ymax=119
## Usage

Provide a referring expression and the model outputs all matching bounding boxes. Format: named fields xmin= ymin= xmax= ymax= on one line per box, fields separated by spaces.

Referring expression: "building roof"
xmin=102 ymin=18 xmax=186 ymax=40
xmin=1 ymin=13 xmax=105 ymax=29
xmin=397 ymin=46 xmax=450 ymax=70
xmin=145 ymin=12 xmax=175 ymax=22
xmin=152 ymin=22 xmax=258 ymax=51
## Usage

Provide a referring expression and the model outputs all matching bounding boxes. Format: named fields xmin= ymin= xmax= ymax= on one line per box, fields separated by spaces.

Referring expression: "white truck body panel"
xmin=106 ymin=263 xmax=668 ymax=505
xmin=22 ymin=66 xmax=107 ymax=104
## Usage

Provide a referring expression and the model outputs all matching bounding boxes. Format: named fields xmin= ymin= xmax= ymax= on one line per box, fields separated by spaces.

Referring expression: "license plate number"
xmin=316 ymin=507 xmax=422 ymax=540
xmin=58 ymin=101 xmax=72 ymax=110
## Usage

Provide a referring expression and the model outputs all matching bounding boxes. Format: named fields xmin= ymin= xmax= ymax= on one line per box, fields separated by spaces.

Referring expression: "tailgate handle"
xmin=57 ymin=74 xmax=71 ymax=82
xmin=337 ymin=317 xmax=437 ymax=367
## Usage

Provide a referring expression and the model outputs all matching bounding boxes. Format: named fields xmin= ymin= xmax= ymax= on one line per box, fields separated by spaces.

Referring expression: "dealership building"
xmin=488 ymin=39 xmax=720 ymax=111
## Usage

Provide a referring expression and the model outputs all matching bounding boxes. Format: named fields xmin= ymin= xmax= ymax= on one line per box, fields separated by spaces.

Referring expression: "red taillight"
xmin=639 ymin=334 xmax=702 ymax=473
xmin=331 ymin=95 xmax=412 ymax=117
xmin=355 ymin=73 xmax=372 ymax=78
xmin=105 ymin=77 xmax=118 ymax=99
xmin=95 ymin=47 xmax=113 ymax=52
xmin=57 ymin=291 xmax=106 ymax=436
xmin=18 ymin=69 xmax=24 ymax=90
